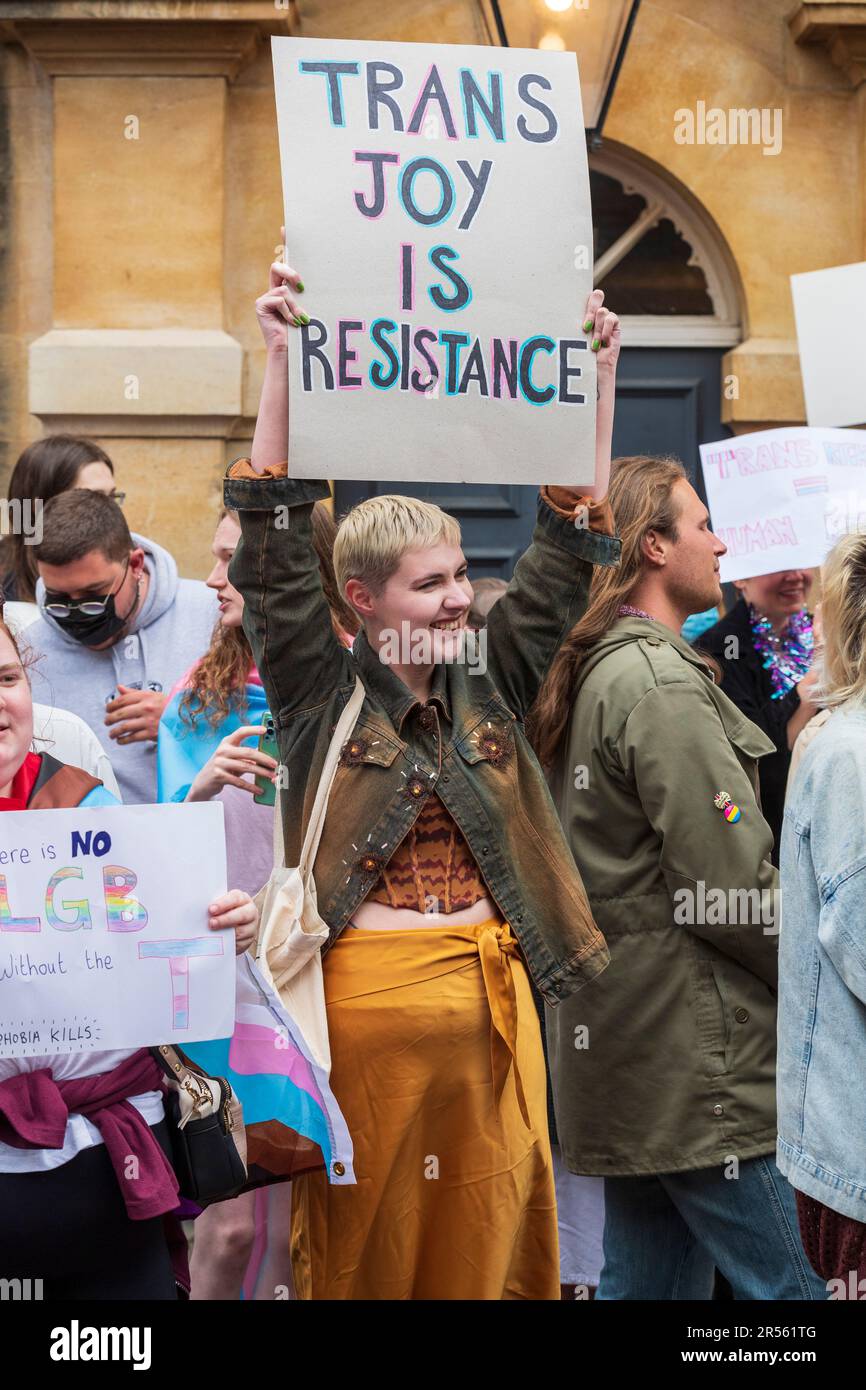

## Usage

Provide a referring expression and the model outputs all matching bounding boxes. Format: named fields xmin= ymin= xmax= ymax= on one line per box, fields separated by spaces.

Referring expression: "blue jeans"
xmin=597 ymin=1156 xmax=826 ymax=1300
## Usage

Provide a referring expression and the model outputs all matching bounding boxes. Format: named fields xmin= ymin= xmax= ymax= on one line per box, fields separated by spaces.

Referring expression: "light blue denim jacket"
xmin=777 ymin=707 xmax=866 ymax=1220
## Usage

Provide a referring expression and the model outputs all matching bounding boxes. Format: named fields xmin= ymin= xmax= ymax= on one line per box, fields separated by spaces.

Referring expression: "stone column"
xmin=0 ymin=0 xmax=294 ymax=574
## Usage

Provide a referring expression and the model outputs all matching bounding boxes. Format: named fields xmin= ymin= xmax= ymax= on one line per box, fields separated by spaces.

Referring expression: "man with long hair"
xmin=530 ymin=455 xmax=825 ymax=1300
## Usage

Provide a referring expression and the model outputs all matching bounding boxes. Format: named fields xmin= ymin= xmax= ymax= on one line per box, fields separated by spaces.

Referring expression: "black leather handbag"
xmin=151 ymin=1044 xmax=248 ymax=1205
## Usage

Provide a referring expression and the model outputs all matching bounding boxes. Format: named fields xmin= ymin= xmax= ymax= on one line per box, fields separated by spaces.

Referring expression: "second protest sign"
xmin=0 ymin=803 xmax=232 ymax=1058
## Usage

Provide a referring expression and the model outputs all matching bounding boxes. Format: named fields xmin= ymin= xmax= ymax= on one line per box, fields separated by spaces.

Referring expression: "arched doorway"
xmin=335 ymin=146 xmax=745 ymax=575
xmin=591 ymin=144 xmax=743 ymax=509
xmin=591 ymin=143 xmax=743 ymax=345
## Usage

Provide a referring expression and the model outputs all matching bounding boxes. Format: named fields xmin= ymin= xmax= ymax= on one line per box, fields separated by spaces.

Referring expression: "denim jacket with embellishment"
xmin=778 ymin=708 xmax=866 ymax=1220
xmin=224 ymin=460 xmax=620 ymax=1005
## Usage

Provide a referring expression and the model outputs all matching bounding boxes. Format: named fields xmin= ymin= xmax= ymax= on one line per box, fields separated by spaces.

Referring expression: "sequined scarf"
xmin=749 ymin=605 xmax=813 ymax=699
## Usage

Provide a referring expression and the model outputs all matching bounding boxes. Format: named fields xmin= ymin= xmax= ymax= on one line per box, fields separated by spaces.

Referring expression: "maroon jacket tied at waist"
xmin=0 ymin=1048 xmax=178 ymax=1220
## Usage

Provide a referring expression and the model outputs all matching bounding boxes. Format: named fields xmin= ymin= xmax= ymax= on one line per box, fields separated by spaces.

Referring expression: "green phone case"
xmin=254 ymin=717 xmax=279 ymax=806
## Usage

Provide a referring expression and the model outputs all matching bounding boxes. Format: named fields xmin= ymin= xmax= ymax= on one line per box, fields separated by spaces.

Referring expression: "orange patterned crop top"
xmin=366 ymin=793 xmax=489 ymax=912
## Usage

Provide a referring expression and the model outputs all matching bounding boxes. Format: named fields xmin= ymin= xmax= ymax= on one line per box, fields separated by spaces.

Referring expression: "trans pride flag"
xmin=185 ymin=952 xmax=355 ymax=1188
xmin=157 ymin=663 xmax=354 ymax=1187
xmin=157 ymin=670 xmax=269 ymax=804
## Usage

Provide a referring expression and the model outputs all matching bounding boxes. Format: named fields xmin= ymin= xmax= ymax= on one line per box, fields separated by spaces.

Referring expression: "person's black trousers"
xmin=0 ymin=1119 xmax=178 ymax=1300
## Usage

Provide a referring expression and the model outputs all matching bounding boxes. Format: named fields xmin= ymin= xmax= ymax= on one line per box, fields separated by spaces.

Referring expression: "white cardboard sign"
xmin=0 ymin=803 xmax=231 ymax=1058
xmin=700 ymin=426 xmax=866 ymax=583
xmin=272 ymin=35 xmax=596 ymax=485
xmin=791 ymin=261 xmax=866 ymax=428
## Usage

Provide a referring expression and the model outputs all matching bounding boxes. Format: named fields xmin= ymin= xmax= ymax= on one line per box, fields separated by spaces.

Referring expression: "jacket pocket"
xmin=335 ymin=719 xmax=403 ymax=770
xmin=453 ymin=701 xmax=516 ymax=767
xmin=694 ymin=955 xmax=731 ymax=1078
xmin=279 ymin=694 xmax=403 ymax=770
xmin=715 ymin=702 xmax=775 ymax=763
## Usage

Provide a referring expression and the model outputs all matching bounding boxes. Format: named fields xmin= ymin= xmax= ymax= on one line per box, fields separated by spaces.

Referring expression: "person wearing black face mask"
xmin=23 ymin=489 xmax=217 ymax=804
xmin=43 ymin=554 xmax=144 ymax=649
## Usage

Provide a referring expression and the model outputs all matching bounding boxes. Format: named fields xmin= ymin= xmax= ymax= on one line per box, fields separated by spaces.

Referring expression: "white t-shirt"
xmin=30 ymin=702 xmax=122 ymax=801
xmin=0 ymin=1049 xmax=164 ymax=1172
xmin=3 ymin=600 xmax=39 ymax=632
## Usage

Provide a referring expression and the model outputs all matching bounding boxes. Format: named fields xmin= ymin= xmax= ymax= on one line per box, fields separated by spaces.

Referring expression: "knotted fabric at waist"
xmin=0 ymin=1049 xmax=179 ymax=1220
xmin=327 ymin=917 xmax=531 ymax=1129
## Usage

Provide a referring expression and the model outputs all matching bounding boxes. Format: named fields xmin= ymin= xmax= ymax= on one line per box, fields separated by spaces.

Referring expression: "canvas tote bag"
xmin=254 ymin=677 xmax=365 ymax=1072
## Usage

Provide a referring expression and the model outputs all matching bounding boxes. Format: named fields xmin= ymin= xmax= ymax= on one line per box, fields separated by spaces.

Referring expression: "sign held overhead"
xmin=272 ymin=36 xmax=596 ymax=485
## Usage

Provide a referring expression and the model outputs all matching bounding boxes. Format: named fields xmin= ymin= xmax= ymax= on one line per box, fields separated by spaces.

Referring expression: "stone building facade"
xmin=0 ymin=0 xmax=864 ymax=574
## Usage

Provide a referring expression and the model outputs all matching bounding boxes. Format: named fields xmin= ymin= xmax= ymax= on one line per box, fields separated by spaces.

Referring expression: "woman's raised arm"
xmin=250 ymin=229 xmax=307 ymax=475
xmin=225 ymin=237 xmax=351 ymax=721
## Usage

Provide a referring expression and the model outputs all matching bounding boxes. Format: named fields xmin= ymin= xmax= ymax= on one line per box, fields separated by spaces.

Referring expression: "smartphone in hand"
xmin=254 ymin=716 xmax=279 ymax=806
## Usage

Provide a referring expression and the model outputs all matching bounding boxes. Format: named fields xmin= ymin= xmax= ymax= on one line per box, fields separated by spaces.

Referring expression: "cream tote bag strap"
xmin=255 ymin=676 xmax=365 ymax=1073
xmin=270 ymin=675 xmax=366 ymax=877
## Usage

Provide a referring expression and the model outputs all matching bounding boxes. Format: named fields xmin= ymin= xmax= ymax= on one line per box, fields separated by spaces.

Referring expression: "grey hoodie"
xmin=24 ymin=533 xmax=218 ymax=805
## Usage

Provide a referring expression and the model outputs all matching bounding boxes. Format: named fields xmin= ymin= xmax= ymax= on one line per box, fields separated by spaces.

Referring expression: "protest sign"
xmin=0 ymin=803 xmax=231 ymax=1059
xmin=272 ymin=35 xmax=595 ymax=485
xmin=700 ymin=426 xmax=866 ymax=583
xmin=791 ymin=261 xmax=866 ymax=428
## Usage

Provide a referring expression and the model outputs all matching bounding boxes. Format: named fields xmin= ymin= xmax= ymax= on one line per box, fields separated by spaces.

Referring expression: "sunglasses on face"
xmin=43 ymin=557 xmax=130 ymax=619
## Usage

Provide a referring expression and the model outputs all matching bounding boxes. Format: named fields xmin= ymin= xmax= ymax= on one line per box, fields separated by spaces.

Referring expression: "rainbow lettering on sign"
xmin=45 ymin=867 xmax=93 ymax=931
xmin=102 ymin=866 xmax=149 ymax=932
xmin=0 ymin=875 xmax=39 ymax=932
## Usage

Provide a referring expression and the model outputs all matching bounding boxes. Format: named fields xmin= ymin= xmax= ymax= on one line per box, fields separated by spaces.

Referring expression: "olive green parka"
xmin=546 ymin=617 xmax=780 ymax=1176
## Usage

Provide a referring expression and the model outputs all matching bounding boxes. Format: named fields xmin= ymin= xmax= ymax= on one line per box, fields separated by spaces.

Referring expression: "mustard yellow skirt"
xmin=291 ymin=918 xmax=559 ymax=1300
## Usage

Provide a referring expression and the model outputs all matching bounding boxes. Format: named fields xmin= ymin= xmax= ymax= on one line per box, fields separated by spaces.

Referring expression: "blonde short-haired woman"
xmin=222 ymin=241 xmax=623 ymax=1300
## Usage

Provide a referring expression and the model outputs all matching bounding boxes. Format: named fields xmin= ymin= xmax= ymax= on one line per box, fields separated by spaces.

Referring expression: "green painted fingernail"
xmin=296 ymin=281 xmax=305 ymax=292
xmin=297 ymin=311 xmax=310 ymax=325
xmin=583 ymin=319 xmax=593 ymax=332
xmin=592 ymin=338 xmax=601 ymax=351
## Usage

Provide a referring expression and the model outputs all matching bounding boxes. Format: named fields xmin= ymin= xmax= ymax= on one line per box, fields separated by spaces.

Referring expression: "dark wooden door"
xmin=334 ymin=347 xmax=731 ymax=578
